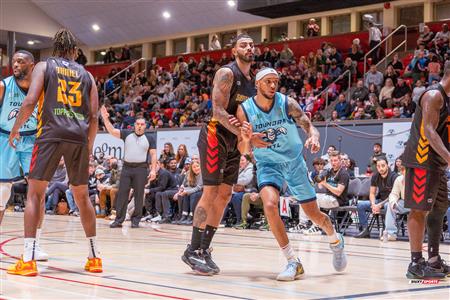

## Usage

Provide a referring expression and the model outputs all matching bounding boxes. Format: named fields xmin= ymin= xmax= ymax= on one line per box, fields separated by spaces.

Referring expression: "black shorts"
xmin=404 ymin=167 xmax=448 ymax=211
xmin=197 ymin=121 xmax=240 ymax=186
xmin=29 ymin=141 xmax=90 ymax=186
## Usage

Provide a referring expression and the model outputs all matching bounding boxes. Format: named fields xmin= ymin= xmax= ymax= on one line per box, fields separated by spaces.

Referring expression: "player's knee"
xmin=264 ymin=200 xmax=278 ymax=214
xmin=0 ymin=183 xmax=12 ymax=210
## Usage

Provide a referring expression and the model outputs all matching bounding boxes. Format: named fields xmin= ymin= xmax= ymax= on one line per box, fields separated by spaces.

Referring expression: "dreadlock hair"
xmin=52 ymin=28 xmax=78 ymax=57
xmin=15 ymin=50 xmax=35 ymax=62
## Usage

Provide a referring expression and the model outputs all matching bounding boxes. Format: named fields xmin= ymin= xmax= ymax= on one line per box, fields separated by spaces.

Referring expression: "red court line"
xmin=0 ymin=236 xmax=190 ymax=300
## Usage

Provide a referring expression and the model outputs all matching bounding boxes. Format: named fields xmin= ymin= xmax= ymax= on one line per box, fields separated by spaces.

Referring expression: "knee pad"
xmin=0 ymin=182 xmax=12 ymax=210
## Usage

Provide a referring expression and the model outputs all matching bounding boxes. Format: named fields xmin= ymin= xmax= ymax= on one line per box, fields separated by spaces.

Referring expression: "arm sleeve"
xmin=338 ymin=171 xmax=350 ymax=187
xmin=388 ymin=176 xmax=402 ymax=204
xmin=145 ymin=133 xmax=157 ymax=149
xmin=120 ymin=130 xmax=132 ymax=141
xmin=370 ymin=173 xmax=377 ymax=187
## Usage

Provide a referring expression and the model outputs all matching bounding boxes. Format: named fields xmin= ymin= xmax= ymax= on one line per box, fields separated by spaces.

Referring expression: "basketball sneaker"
xmin=303 ymin=225 xmax=322 ymax=235
xmin=35 ymin=244 xmax=49 ymax=261
xmin=181 ymin=245 xmax=214 ymax=276
xmin=7 ymin=258 xmax=38 ymax=276
xmin=428 ymin=255 xmax=449 ymax=277
xmin=202 ymin=248 xmax=220 ymax=274
xmin=84 ymin=257 xmax=103 ymax=273
xmin=276 ymin=258 xmax=304 ymax=281
xmin=330 ymin=233 xmax=347 ymax=272
xmin=406 ymin=258 xmax=446 ymax=279
xmin=288 ymin=223 xmax=308 ymax=233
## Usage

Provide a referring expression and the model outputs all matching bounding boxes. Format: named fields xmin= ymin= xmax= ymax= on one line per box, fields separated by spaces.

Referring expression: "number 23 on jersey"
xmin=57 ymin=78 xmax=82 ymax=107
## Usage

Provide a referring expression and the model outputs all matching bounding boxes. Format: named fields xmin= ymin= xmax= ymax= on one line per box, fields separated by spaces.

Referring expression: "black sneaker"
xmin=428 ymin=255 xmax=450 ymax=276
xmin=406 ymin=258 xmax=446 ymax=279
xmin=201 ymin=248 xmax=220 ymax=275
xmin=181 ymin=245 xmax=214 ymax=276
xmin=109 ymin=221 xmax=122 ymax=228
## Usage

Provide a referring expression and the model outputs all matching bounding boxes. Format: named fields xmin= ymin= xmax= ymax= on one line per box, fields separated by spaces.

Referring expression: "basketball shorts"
xmin=404 ymin=167 xmax=448 ymax=212
xmin=29 ymin=141 xmax=90 ymax=186
xmin=0 ymin=132 xmax=35 ymax=182
xmin=256 ymin=155 xmax=316 ymax=203
xmin=197 ymin=121 xmax=240 ymax=186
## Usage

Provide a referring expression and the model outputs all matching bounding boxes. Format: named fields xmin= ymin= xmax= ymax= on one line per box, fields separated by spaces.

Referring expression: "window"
xmin=330 ymin=14 xmax=351 ymax=35
xmin=173 ymin=38 xmax=187 ymax=55
xmin=152 ymin=42 xmax=166 ymax=58
xmin=194 ymin=35 xmax=208 ymax=52
xmin=435 ymin=1 xmax=450 ymax=21
xmin=220 ymin=31 xmax=235 ymax=48
xmin=242 ymin=27 xmax=261 ymax=43
xmin=360 ymin=11 xmax=383 ymax=31
xmin=398 ymin=5 xmax=423 ymax=27
xmin=270 ymin=23 xmax=288 ymax=42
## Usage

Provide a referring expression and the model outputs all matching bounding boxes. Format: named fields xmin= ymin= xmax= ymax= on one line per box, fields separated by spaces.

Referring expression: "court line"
xmin=312 ymin=284 xmax=450 ymax=299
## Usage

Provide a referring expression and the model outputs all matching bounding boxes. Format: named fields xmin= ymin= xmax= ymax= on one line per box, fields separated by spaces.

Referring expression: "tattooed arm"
xmin=211 ymin=67 xmax=240 ymax=136
xmin=287 ymin=96 xmax=321 ymax=153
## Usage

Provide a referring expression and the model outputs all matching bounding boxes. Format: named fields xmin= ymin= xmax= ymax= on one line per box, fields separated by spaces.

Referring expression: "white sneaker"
xmin=35 ymin=245 xmax=49 ymax=261
xmin=276 ymin=259 xmax=305 ymax=281
xmin=150 ymin=215 xmax=162 ymax=222
xmin=303 ymin=225 xmax=322 ymax=235
xmin=288 ymin=223 xmax=308 ymax=233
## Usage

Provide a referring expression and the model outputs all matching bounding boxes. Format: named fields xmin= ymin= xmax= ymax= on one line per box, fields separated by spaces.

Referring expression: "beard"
xmin=261 ymin=91 xmax=275 ymax=101
xmin=14 ymin=69 xmax=27 ymax=80
xmin=237 ymin=52 xmax=254 ymax=63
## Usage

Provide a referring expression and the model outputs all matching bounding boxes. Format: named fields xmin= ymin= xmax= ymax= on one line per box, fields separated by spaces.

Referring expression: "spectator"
xmin=364 ymin=64 xmax=384 ymax=90
xmin=369 ymin=142 xmax=386 ymax=173
xmin=306 ymin=18 xmax=320 ymax=37
xmin=392 ymin=78 xmax=412 ymax=106
xmin=351 ymin=80 xmax=369 ymax=102
xmin=388 ymin=53 xmax=404 ymax=75
xmin=367 ymin=21 xmax=382 ymax=63
xmin=417 ymin=25 xmax=434 ymax=49
xmin=98 ymin=157 xmax=121 ymax=219
xmin=355 ymin=157 xmax=397 ymax=238
xmin=327 ymin=59 xmax=342 ymax=82
xmin=104 ymin=47 xmax=116 ymax=64
xmin=120 ymin=44 xmax=131 ymax=61
xmin=352 ymin=106 xmax=370 ymax=120
xmin=209 ymin=34 xmax=221 ymax=50
xmin=93 ymin=168 xmax=110 ymax=217
xmin=404 ymin=51 xmax=428 ymax=83
xmin=45 ymin=158 xmax=68 ymax=214
xmin=348 ymin=41 xmax=364 ymax=62
xmin=309 ymin=158 xmax=326 ymax=182
xmin=399 ymin=93 xmax=416 ymax=118
xmin=233 ymin=192 xmax=264 ymax=229
xmin=157 ymin=158 xmax=182 ymax=223
xmin=277 ymin=43 xmax=294 ymax=68
xmin=384 ymin=65 xmax=398 ymax=85
xmin=412 ymin=80 xmax=426 ymax=104
xmin=379 ymin=78 xmax=395 ymax=108
xmin=175 ymin=144 xmax=189 ymax=170
xmin=392 ymin=106 xmax=403 ymax=119
xmin=75 ymin=48 xmax=87 ymax=66
xmin=427 ymin=55 xmax=441 ymax=85
xmin=433 ymin=23 xmax=449 ymax=54
xmin=160 ymin=142 xmax=175 ymax=163
xmin=229 ymin=155 xmax=255 ymax=225
xmin=335 ymin=94 xmax=350 ymax=120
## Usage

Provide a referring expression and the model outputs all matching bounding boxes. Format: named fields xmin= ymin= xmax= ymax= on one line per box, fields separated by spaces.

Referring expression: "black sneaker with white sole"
xmin=406 ymin=258 xmax=446 ymax=279
xmin=181 ymin=245 xmax=214 ymax=276
xmin=428 ymin=255 xmax=450 ymax=276
xmin=202 ymin=248 xmax=220 ymax=275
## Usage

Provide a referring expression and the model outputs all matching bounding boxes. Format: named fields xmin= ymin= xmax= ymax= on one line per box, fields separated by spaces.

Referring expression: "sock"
xmin=411 ymin=251 xmax=423 ymax=263
xmin=182 ymin=212 xmax=188 ymax=216
xmin=200 ymin=225 xmax=217 ymax=250
xmin=87 ymin=236 xmax=99 ymax=259
xmin=281 ymin=242 xmax=297 ymax=263
xmin=36 ymin=229 xmax=42 ymax=244
xmin=190 ymin=226 xmax=203 ymax=250
xmin=23 ymin=238 xmax=37 ymax=262
xmin=328 ymin=229 xmax=339 ymax=245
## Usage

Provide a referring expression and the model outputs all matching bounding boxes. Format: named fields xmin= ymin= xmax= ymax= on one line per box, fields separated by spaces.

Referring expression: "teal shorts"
xmin=0 ymin=132 xmax=35 ymax=182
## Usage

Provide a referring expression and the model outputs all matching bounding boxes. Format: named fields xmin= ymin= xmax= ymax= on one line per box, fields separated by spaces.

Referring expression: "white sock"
xmin=23 ymin=238 xmax=37 ymax=262
xmin=87 ymin=236 xmax=99 ymax=259
xmin=281 ymin=242 xmax=297 ymax=263
xmin=328 ymin=229 xmax=339 ymax=244
xmin=36 ymin=229 xmax=42 ymax=244
xmin=182 ymin=211 xmax=188 ymax=216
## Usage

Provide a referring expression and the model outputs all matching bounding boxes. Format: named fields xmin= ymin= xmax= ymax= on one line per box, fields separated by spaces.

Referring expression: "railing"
xmin=363 ymin=25 xmax=407 ymax=75
xmin=315 ymin=69 xmax=351 ymax=110
xmin=103 ymin=57 xmax=145 ymax=99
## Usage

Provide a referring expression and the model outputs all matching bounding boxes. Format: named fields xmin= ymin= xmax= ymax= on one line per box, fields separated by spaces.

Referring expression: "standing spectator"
xmin=369 ymin=143 xmax=386 ymax=173
xmin=209 ymin=34 xmax=221 ymax=50
xmin=355 ymin=157 xmax=397 ymax=238
xmin=101 ymin=107 xmax=157 ymax=228
xmin=364 ymin=64 xmax=384 ymax=90
xmin=368 ymin=21 xmax=382 ymax=63
xmin=306 ymin=18 xmax=320 ymax=37
xmin=75 ymin=48 xmax=87 ymax=66
xmin=104 ymin=47 xmax=116 ymax=64
xmin=120 ymin=44 xmax=131 ymax=61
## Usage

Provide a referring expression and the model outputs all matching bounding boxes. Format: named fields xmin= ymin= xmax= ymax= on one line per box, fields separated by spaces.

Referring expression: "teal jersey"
xmin=241 ymin=92 xmax=303 ymax=163
xmin=0 ymin=76 xmax=37 ymax=134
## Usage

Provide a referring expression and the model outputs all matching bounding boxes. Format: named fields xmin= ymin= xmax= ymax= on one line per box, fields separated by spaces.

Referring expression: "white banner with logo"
xmin=382 ymin=121 xmax=412 ymax=167
xmin=93 ymin=133 xmax=125 ymax=159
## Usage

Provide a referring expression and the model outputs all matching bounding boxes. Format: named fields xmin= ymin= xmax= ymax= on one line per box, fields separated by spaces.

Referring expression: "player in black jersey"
xmin=402 ymin=61 xmax=450 ymax=279
xmin=182 ymin=34 xmax=267 ymax=275
xmin=7 ymin=28 xmax=102 ymax=276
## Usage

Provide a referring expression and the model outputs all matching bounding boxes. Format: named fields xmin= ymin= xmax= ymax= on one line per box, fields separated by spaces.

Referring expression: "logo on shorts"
xmin=261 ymin=126 xmax=288 ymax=143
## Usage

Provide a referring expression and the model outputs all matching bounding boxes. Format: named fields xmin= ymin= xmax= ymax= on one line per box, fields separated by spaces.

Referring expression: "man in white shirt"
xmin=368 ymin=22 xmax=382 ymax=63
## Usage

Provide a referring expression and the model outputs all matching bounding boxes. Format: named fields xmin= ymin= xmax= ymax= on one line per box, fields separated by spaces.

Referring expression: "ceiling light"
xmin=162 ymin=11 xmax=171 ymax=19
xmin=92 ymin=24 xmax=100 ymax=31
xmin=27 ymin=40 xmax=35 ymax=45
xmin=100 ymin=51 xmax=106 ymax=56
xmin=227 ymin=0 xmax=236 ymax=7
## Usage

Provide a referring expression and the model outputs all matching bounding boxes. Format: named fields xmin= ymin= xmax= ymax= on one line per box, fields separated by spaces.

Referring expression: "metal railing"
xmin=363 ymin=25 xmax=407 ymax=75
xmin=315 ymin=69 xmax=352 ymax=106
xmin=103 ymin=57 xmax=145 ymax=99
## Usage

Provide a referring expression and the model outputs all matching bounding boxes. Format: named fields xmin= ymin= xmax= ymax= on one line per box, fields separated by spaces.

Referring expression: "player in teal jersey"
xmin=0 ymin=50 xmax=48 ymax=260
xmin=237 ymin=68 xmax=347 ymax=281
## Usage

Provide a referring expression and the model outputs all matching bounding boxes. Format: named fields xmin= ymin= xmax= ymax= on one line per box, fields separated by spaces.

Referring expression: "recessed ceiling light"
xmin=162 ymin=11 xmax=171 ymax=19
xmin=92 ymin=24 xmax=100 ymax=31
xmin=227 ymin=0 xmax=236 ymax=7
xmin=100 ymin=51 xmax=106 ymax=56
xmin=27 ymin=40 xmax=35 ymax=45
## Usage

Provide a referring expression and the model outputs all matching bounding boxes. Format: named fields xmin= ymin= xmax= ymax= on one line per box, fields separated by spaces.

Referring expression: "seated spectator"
xmin=174 ymin=159 xmax=203 ymax=225
xmin=379 ymin=78 xmax=395 ymax=108
xmin=327 ymin=59 xmax=342 ymax=82
xmin=348 ymin=41 xmax=364 ymax=63
xmin=427 ymin=55 xmax=441 ymax=85
xmin=45 ymin=158 xmax=69 ymax=214
xmin=175 ymin=144 xmax=189 ymax=170
xmin=365 ymin=93 xmax=380 ymax=117
xmin=352 ymin=106 xmax=370 ymax=120
xmin=93 ymin=168 xmax=110 ymax=216
xmin=392 ymin=78 xmax=412 ymax=106
xmin=335 ymin=94 xmax=350 ymax=120
xmin=276 ymin=43 xmax=294 ymax=68
xmin=391 ymin=106 xmax=403 ymax=119
xmin=369 ymin=142 xmax=386 ymax=173
xmin=388 ymin=53 xmax=404 ymax=75
xmin=404 ymin=51 xmax=428 ymax=83
xmin=309 ymin=158 xmax=326 ymax=182
xmin=384 ymin=65 xmax=398 ymax=85
xmin=375 ymin=106 xmax=386 ymax=120
xmin=157 ymin=158 xmax=182 ymax=223
xmin=355 ymin=157 xmax=397 ymax=238
xmin=433 ymin=23 xmax=449 ymax=54
xmin=234 ymin=192 xmax=264 ymax=229
xmin=364 ymin=64 xmax=384 ymax=90
xmin=328 ymin=110 xmax=340 ymax=122
xmin=209 ymin=34 xmax=221 ymax=50
xmin=417 ymin=25 xmax=434 ymax=49
xmin=306 ymin=18 xmax=320 ymax=37
xmin=229 ymin=155 xmax=255 ymax=225
xmin=98 ymin=158 xmax=121 ymax=219
xmin=400 ymin=93 xmax=416 ymax=118
xmin=412 ymin=80 xmax=426 ymax=104
xmin=351 ymin=80 xmax=369 ymax=102
xmin=159 ymin=142 xmax=175 ymax=162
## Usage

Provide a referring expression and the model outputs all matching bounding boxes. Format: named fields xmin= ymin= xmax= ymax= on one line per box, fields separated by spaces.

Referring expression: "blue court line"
xmin=312 ymin=284 xmax=450 ymax=299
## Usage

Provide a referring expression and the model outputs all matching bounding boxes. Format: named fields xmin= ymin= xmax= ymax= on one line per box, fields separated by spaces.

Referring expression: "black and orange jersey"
xmin=402 ymin=84 xmax=449 ymax=171
xmin=36 ymin=57 xmax=92 ymax=144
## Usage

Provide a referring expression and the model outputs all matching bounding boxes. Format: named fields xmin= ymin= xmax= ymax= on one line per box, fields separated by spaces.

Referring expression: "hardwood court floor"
xmin=1 ymin=212 xmax=449 ymax=299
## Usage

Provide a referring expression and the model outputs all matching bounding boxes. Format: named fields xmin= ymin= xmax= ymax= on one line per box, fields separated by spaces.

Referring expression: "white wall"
xmin=0 ymin=0 xmax=61 ymax=37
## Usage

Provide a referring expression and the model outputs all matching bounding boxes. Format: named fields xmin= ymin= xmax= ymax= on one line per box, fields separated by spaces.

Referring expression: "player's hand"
xmin=8 ymin=130 xmax=20 ymax=149
xmin=228 ymin=115 xmax=241 ymax=128
xmin=100 ymin=106 xmax=109 ymax=119
xmin=251 ymin=133 xmax=271 ymax=148
xmin=304 ymin=136 xmax=320 ymax=153
xmin=240 ymin=121 xmax=252 ymax=142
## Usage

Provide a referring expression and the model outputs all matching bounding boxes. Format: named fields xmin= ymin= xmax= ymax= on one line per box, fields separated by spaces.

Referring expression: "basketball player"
xmin=7 ymin=28 xmax=101 ymax=276
xmin=181 ymin=34 xmax=267 ymax=275
xmin=402 ymin=61 xmax=450 ymax=279
xmin=0 ymin=50 xmax=48 ymax=261
xmin=237 ymin=68 xmax=346 ymax=280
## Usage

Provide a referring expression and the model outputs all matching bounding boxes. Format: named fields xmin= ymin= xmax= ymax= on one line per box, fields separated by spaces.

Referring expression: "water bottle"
xmin=383 ymin=229 xmax=388 ymax=243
